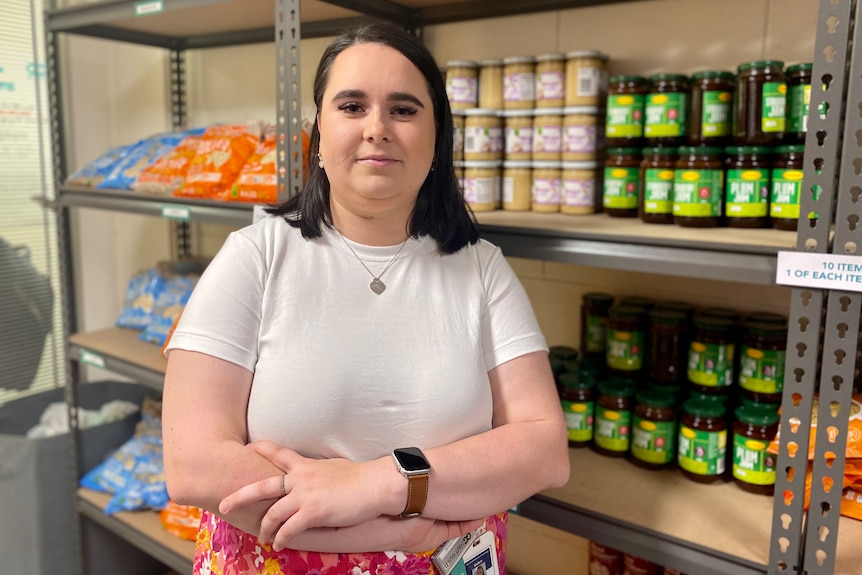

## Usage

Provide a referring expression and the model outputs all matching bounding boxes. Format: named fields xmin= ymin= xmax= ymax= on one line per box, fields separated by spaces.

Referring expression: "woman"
xmin=162 ymin=23 xmax=569 ymax=575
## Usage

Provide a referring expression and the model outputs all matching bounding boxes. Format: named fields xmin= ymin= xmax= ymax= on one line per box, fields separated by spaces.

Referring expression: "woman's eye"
xmin=339 ymin=102 xmax=363 ymax=113
xmin=392 ymin=106 xmax=417 ymax=117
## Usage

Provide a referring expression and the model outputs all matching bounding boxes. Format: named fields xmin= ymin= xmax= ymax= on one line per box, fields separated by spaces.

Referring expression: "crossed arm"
xmin=161 ymin=348 xmax=570 ymax=553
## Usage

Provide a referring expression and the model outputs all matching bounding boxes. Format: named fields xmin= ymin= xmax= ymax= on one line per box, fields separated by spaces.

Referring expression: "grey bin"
xmin=0 ymin=380 xmax=157 ymax=575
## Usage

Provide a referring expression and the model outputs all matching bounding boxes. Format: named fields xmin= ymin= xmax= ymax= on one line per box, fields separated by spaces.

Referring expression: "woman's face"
xmin=317 ymin=42 xmax=436 ymax=223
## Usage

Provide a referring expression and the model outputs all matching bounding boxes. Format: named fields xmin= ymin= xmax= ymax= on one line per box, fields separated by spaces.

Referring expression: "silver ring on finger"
xmin=280 ymin=473 xmax=286 ymax=498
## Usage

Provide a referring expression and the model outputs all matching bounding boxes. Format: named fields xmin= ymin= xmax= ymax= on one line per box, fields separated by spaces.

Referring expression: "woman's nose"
xmin=363 ymin=109 xmax=390 ymax=142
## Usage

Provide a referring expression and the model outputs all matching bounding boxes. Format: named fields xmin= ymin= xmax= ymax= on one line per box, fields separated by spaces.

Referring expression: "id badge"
xmin=461 ymin=531 xmax=499 ymax=575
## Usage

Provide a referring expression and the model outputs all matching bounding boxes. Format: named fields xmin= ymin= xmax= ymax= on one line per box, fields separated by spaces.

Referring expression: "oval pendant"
xmin=370 ymin=278 xmax=386 ymax=295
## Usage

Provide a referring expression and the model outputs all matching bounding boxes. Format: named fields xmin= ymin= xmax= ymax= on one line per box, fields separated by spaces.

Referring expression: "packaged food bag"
xmin=132 ymin=135 xmax=202 ymax=195
xmin=175 ymin=125 xmax=259 ymax=199
xmin=221 ymin=133 xmax=277 ymax=202
xmin=66 ymin=144 xmax=136 ymax=187
xmin=139 ymin=276 xmax=196 ymax=347
xmin=97 ymin=133 xmax=185 ymax=190
xmin=768 ymin=394 xmax=862 ymax=460
xmin=160 ymin=500 xmax=203 ymax=540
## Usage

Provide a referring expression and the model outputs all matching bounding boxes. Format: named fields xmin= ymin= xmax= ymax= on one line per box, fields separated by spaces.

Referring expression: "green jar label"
xmin=562 ymin=399 xmax=594 ymax=442
xmin=594 ymin=407 xmax=632 ymax=452
xmin=606 ymin=328 xmax=644 ymax=371
xmin=672 ymin=169 xmax=724 ymax=217
xmin=631 ymin=416 xmax=676 ymax=464
xmin=725 ymin=168 xmax=769 ymax=218
xmin=643 ymin=168 xmax=675 ymax=214
xmin=603 ymin=167 xmax=640 ymax=209
xmin=732 ymin=433 xmax=776 ymax=486
xmin=762 ymin=82 xmax=787 ymax=133
xmin=585 ymin=315 xmax=608 ymax=353
xmin=645 ymin=93 xmax=688 ymax=138
xmin=770 ymin=169 xmax=803 ymax=219
xmin=739 ymin=346 xmax=786 ymax=393
xmin=606 ymin=94 xmax=645 ymax=138
xmin=688 ymin=341 xmax=734 ymax=387
xmin=678 ymin=425 xmax=726 ymax=476
xmin=789 ymin=84 xmax=811 ymax=134
xmin=701 ymin=90 xmax=733 ymax=137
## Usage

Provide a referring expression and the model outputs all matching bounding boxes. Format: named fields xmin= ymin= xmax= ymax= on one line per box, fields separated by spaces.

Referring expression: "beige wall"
xmin=63 ymin=0 xmax=816 ymax=572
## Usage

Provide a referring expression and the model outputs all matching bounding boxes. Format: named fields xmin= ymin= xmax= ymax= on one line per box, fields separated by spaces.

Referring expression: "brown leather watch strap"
xmin=400 ymin=472 xmax=430 ymax=518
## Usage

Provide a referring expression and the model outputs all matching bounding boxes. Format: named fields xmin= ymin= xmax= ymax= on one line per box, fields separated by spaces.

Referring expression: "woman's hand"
xmin=218 ymin=440 xmax=394 ymax=549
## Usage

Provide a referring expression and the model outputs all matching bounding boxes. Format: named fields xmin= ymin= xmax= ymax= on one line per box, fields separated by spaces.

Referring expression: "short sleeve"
xmin=164 ymin=230 xmax=265 ymax=372
xmin=479 ymin=245 xmax=548 ymax=371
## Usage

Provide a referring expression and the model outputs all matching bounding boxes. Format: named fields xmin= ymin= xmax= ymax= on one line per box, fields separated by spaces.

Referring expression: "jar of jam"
xmin=589 ymin=541 xmax=624 ymax=575
xmin=503 ymin=56 xmax=536 ymax=109
xmin=735 ymin=60 xmax=786 ymax=145
xmin=606 ymin=305 xmax=647 ymax=376
xmin=770 ymin=144 xmax=805 ymax=230
xmin=606 ymin=75 xmax=648 ymax=147
xmin=724 ymin=146 xmax=771 ymax=228
xmin=502 ymin=160 xmax=532 ymax=211
xmin=732 ymin=404 xmax=779 ymax=494
xmin=593 ymin=379 xmax=636 ymax=457
xmin=678 ymin=398 xmax=728 ymax=483
xmin=623 ymin=554 xmax=662 ymax=575
xmin=604 ymin=147 xmax=642 ymax=217
xmin=630 ymin=388 xmax=677 ymax=469
xmin=639 ymin=146 xmax=676 ymax=224
xmin=478 ymin=58 xmax=504 ymax=109
xmin=655 ymin=300 xmax=696 ymax=319
xmin=738 ymin=320 xmax=787 ymax=404
xmin=562 ymin=161 xmax=599 ymax=215
xmin=560 ymin=370 xmax=596 ymax=447
xmin=673 ymin=146 xmax=725 ymax=227
xmin=786 ymin=63 xmax=812 ymax=144
xmin=535 ymin=53 xmax=566 ymax=108
xmin=688 ymin=316 xmax=735 ymax=393
xmin=744 ymin=311 xmax=787 ymax=326
xmin=647 ymin=309 xmax=688 ymax=384
xmin=689 ymin=70 xmax=735 ymax=146
xmin=644 ymin=73 xmax=690 ymax=146
xmin=581 ymin=292 xmax=615 ymax=359
xmin=618 ymin=296 xmax=655 ymax=311
xmin=566 ymin=50 xmax=609 ymax=107
xmin=531 ymin=161 xmax=562 ymax=212
xmin=445 ymin=60 xmax=479 ymax=110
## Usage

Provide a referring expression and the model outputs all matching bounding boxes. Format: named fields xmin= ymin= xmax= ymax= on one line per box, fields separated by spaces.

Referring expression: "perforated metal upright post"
xmin=276 ymin=0 xmax=303 ymax=201
xmin=169 ymin=46 xmax=191 ymax=257
xmin=768 ymin=1 xmax=856 ymax=574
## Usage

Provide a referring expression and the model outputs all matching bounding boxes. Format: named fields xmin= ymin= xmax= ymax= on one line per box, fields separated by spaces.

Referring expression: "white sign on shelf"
xmin=135 ymin=1 xmax=164 ymax=17
xmin=776 ymin=251 xmax=862 ymax=293
xmin=79 ymin=349 xmax=106 ymax=369
xmin=161 ymin=205 xmax=190 ymax=221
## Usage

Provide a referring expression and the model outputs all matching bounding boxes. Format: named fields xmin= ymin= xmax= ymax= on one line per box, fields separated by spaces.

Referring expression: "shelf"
xmin=475 ymin=210 xmax=791 ymax=285
xmin=58 ymin=186 xmax=791 ymax=284
xmin=58 ymin=185 xmax=256 ymax=227
xmin=520 ymin=448 xmax=862 ymax=575
xmin=78 ymin=488 xmax=195 ymax=573
xmin=47 ymin=0 xmax=648 ymax=47
xmin=70 ymin=327 xmax=167 ymax=390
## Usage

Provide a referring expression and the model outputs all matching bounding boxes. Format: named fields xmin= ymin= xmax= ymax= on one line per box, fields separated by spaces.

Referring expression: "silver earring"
xmin=317 ymin=153 xmax=324 ymax=169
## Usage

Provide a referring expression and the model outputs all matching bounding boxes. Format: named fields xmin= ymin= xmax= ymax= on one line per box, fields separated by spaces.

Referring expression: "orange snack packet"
xmin=842 ymin=487 xmax=862 ymax=521
xmin=132 ymin=135 xmax=201 ymax=195
xmin=177 ymin=125 xmax=259 ymax=199
xmin=160 ymin=499 xmax=202 ymax=540
xmin=221 ymin=133 xmax=277 ymax=203
xmin=768 ymin=394 xmax=862 ymax=460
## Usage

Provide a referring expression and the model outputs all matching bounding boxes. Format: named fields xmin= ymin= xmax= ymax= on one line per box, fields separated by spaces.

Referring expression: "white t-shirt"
xmin=166 ymin=215 xmax=547 ymax=462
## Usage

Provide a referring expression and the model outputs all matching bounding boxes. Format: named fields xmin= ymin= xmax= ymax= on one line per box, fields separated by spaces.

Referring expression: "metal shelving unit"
xmin=43 ymin=1 xmax=862 ymax=574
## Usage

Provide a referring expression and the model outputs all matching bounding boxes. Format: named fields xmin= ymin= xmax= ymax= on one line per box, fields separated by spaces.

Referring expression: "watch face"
xmin=394 ymin=447 xmax=429 ymax=472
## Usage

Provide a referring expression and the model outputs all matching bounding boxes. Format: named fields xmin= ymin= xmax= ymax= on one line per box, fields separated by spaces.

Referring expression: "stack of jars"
xmin=445 ymin=51 xmax=610 ymax=215
xmin=602 ymin=61 xmax=811 ymax=230
xmin=552 ymin=292 xmax=788 ymax=494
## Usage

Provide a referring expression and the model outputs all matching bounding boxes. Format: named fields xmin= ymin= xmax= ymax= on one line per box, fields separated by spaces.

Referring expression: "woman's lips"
xmin=359 ymin=156 xmax=399 ymax=167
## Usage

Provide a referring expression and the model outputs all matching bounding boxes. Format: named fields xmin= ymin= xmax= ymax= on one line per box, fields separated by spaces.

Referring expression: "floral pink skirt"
xmin=193 ymin=511 xmax=508 ymax=575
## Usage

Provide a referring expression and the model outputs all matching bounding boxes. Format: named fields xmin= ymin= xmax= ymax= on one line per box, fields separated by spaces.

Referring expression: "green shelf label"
xmin=79 ymin=349 xmax=106 ymax=369
xmin=161 ymin=205 xmax=190 ymax=221
xmin=135 ymin=1 xmax=164 ymax=17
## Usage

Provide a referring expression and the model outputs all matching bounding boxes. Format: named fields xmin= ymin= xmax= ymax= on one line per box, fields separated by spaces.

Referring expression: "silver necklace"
xmin=337 ymin=230 xmax=410 ymax=295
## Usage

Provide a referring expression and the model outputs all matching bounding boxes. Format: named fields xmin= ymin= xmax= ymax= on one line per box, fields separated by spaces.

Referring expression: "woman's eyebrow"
xmin=331 ymin=89 xmax=425 ymax=109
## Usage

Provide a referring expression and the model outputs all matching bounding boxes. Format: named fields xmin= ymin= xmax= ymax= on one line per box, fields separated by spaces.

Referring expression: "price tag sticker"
xmin=134 ymin=0 xmax=163 ymax=16
xmin=252 ymin=204 xmax=268 ymax=224
xmin=79 ymin=349 xmax=106 ymax=369
xmin=776 ymin=251 xmax=862 ymax=292
xmin=161 ymin=205 xmax=190 ymax=221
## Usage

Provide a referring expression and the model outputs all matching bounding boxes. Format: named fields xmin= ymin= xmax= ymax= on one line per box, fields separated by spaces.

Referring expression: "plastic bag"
xmin=176 ymin=125 xmax=259 ymax=198
xmin=221 ymin=133 xmax=277 ymax=202
xmin=97 ymin=133 xmax=185 ymax=190
xmin=139 ymin=276 xmax=196 ymax=346
xmin=768 ymin=394 xmax=862 ymax=460
xmin=132 ymin=135 xmax=202 ymax=195
xmin=160 ymin=500 xmax=203 ymax=540
xmin=66 ymin=144 xmax=135 ymax=187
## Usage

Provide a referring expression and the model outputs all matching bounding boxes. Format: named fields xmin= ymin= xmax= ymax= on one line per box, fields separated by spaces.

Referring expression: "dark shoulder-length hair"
xmin=266 ymin=24 xmax=478 ymax=254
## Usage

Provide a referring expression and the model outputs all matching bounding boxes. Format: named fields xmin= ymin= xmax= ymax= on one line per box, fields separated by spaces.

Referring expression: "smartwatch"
xmin=392 ymin=447 xmax=431 ymax=518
